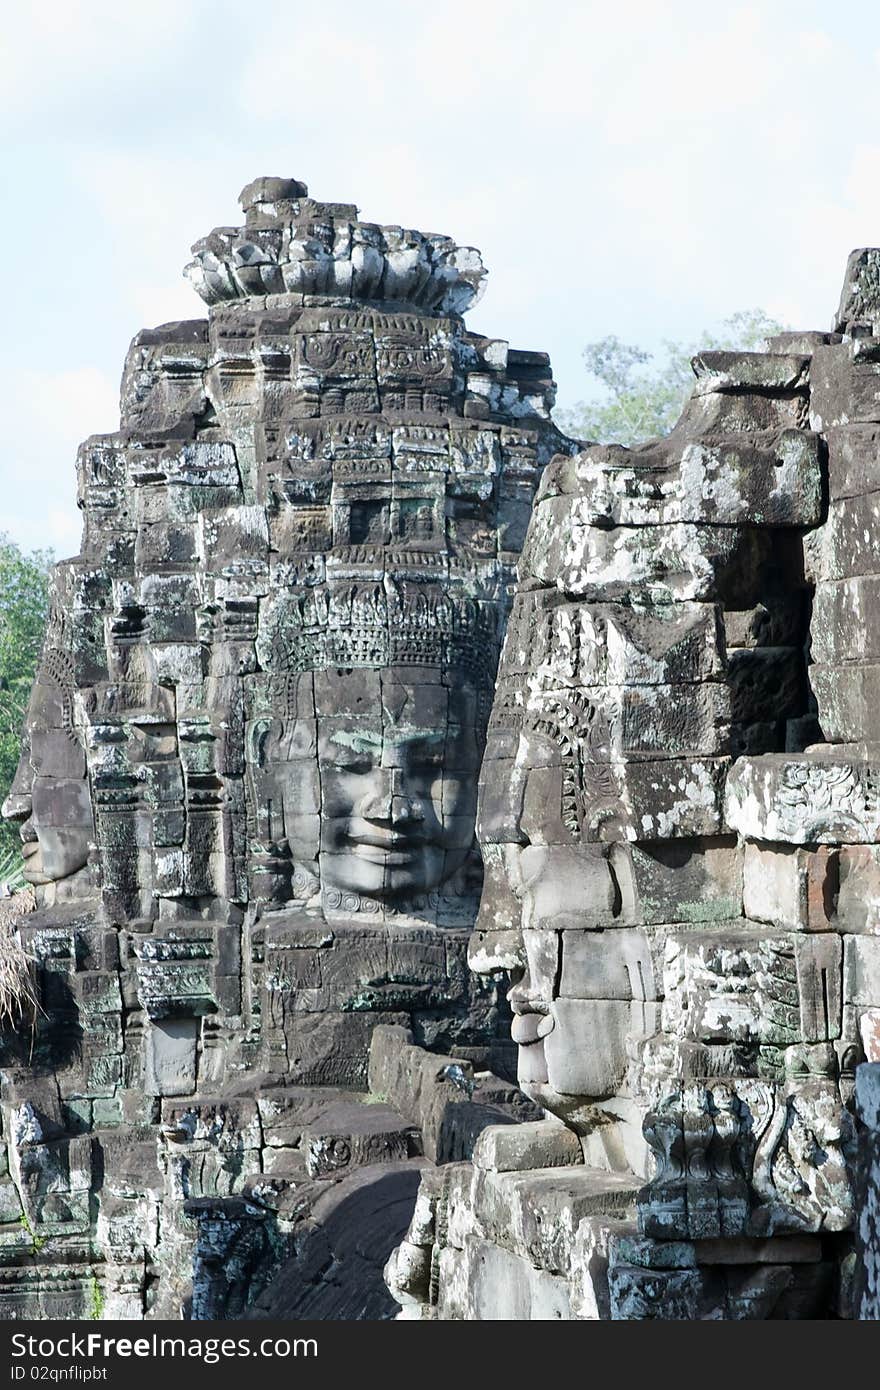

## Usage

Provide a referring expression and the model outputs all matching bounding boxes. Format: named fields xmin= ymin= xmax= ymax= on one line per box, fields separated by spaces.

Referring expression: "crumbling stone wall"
xmin=390 ymin=253 xmax=880 ymax=1321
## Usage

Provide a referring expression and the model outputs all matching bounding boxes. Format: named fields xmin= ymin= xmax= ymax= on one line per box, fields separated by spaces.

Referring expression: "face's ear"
xmin=520 ymin=844 xmax=620 ymax=932
xmin=246 ymin=719 xmax=273 ymax=769
xmin=608 ymin=841 xmax=637 ymax=919
xmin=476 ymin=732 xmax=530 ymax=846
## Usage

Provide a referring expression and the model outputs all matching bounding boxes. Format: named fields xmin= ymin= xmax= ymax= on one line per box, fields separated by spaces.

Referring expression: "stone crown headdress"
xmin=257 ymin=578 xmax=501 ymax=692
xmin=185 ymin=176 xmax=487 ymax=316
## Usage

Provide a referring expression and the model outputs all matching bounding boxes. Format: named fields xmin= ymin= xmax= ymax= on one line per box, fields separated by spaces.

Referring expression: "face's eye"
xmin=412 ymin=752 xmax=444 ymax=772
xmin=324 ymin=755 xmax=374 ymax=775
xmin=320 ymin=735 xmax=382 ymax=774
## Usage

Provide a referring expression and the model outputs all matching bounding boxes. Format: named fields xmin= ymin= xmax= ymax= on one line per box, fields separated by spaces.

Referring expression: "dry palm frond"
xmin=0 ymin=917 xmax=39 ymax=1031
xmin=0 ymin=847 xmax=26 ymax=896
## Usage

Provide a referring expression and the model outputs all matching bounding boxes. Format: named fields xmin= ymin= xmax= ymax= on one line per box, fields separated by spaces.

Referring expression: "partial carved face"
xmin=1 ymin=674 xmax=93 ymax=888
xmin=473 ymin=720 xmax=655 ymax=1123
xmin=248 ymin=665 xmax=483 ymax=906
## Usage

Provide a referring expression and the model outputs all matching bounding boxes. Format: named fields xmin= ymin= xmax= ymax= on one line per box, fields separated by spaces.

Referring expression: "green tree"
xmin=0 ymin=537 xmax=52 ymax=865
xmin=556 ymin=309 xmax=786 ymax=447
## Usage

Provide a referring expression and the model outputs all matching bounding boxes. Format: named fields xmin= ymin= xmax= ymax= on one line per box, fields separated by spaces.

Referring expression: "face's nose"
xmin=2 ymin=742 xmax=35 ymax=827
xmin=510 ymin=928 xmax=560 ymax=1016
xmin=356 ymin=768 xmax=392 ymax=822
xmin=391 ymin=765 xmax=425 ymax=826
xmin=356 ymin=768 xmax=424 ymax=824
xmin=1 ymin=792 xmax=33 ymax=832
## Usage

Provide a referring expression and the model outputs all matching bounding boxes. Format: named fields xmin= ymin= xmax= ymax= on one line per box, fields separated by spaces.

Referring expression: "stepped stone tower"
xmin=0 ymin=177 xmax=572 ymax=1318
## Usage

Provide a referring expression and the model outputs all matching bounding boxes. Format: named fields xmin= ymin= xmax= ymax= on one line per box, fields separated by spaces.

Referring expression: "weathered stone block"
xmin=678 ymin=382 xmax=809 ymax=434
xmin=144 ymin=1018 xmax=199 ymax=1097
xmin=690 ymin=351 xmax=810 ymax=395
xmin=813 ymin=576 xmax=880 ymax=664
xmin=845 ymin=937 xmax=880 ymax=1007
xmin=614 ymin=682 xmax=730 ymax=758
xmin=676 ymin=431 xmax=821 ymax=527
xmin=825 ymin=423 xmax=880 ymax=501
xmin=302 ymin=1101 xmax=417 ymax=1177
xmin=726 ymin=751 xmax=880 ymax=844
xmin=663 ymin=928 xmax=799 ymax=1046
xmin=810 ymin=340 xmax=880 ymax=430
xmin=796 ymin=935 xmax=843 ymax=1041
xmin=805 ymin=491 xmax=880 ymax=583
xmin=436 ymin=1236 xmax=573 ymax=1320
xmin=608 ymin=1261 xmax=707 ymax=1320
xmin=468 ymin=1166 xmax=639 ymax=1275
xmin=811 ymin=663 xmax=880 ymax=743
xmin=742 ymin=841 xmax=837 ymax=932
xmin=280 ymin=1011 xmax=409 ymax=1088
xmin=559 ymin=929 xmax=655 ymax=1001
xmin=727 ymin=647 xmax=804 ymax=724
xmin=623 ymin=757 xmax=728 ymax=840
xmin=629 ymin=836 xmax=742 ymax=925
xmin=838 ymin=846 xmax=880 ymax=934
xmin=472 ymin=1120 xmax=582 ymax=1173
xmin=523 ymin=510 xmax=771 ymax=604
xmin=544 ymin=999 xmax=659 ymax=1097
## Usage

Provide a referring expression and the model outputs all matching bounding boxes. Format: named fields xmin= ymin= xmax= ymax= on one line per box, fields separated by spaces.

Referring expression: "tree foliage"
xmin=556 ymin=309 xmax=786 ymax=447
xmin=0 ymin=537 xmax=51 ymax=863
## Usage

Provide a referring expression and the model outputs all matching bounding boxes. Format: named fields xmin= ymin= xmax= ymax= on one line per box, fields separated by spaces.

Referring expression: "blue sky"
xmin=4 ymin=0 xmax=880 ymax=553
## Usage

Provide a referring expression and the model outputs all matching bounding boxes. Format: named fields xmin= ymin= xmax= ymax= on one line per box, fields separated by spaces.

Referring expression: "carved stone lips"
xmin=352 ymin=830 xmax=421 ymax=848
xmin=20 ymin=841 xmax=48 ymax=884
xmin=510 ymin=1012 xmax=555 ymax=1045
xmin=348 ymin=831 xmax=424 ymax=865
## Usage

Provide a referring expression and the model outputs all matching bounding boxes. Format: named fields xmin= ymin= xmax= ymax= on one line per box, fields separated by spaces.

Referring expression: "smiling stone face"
xmin=246 ymin=665 xmax=484 ymax=914
xmin=316 ymin=670 xmax=481 ymax=903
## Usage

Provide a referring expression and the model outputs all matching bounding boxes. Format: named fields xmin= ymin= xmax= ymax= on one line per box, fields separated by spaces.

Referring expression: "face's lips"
xmin=353 ymin=847 xmax=419 ymax=867
xmin=511 ymin=1011 xmax=555 ymax=1046
xmin=349 ymin=830 xmax=423 ymax=849
xmin=20 ymin=842 xmax=46 ymax=881
xmin=345 ymin=832 xmax=428 ymax=867
xmin=343 ymin=823 xmax=436 ymax=866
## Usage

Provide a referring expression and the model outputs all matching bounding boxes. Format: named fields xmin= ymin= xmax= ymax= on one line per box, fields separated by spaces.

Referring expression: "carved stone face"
xmin=474 ymin=719 xmax=655 ymax=1124
xmin=248 ymin=665 xmax=483 ymax=907
xmin=317 ymin=677 xmax=480 ymax=901
xmin=1 ymin=673 xmax=93 ymax=889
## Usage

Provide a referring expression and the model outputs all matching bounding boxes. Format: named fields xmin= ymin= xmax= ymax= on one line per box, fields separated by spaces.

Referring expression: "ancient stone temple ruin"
xmin=0 ymin=177 xmax=568 ymax=1318
xmin=3 ymin=177 xmax=880 ymax=1320
xmin=388 ymin=252 xmax=880 ymax=1320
